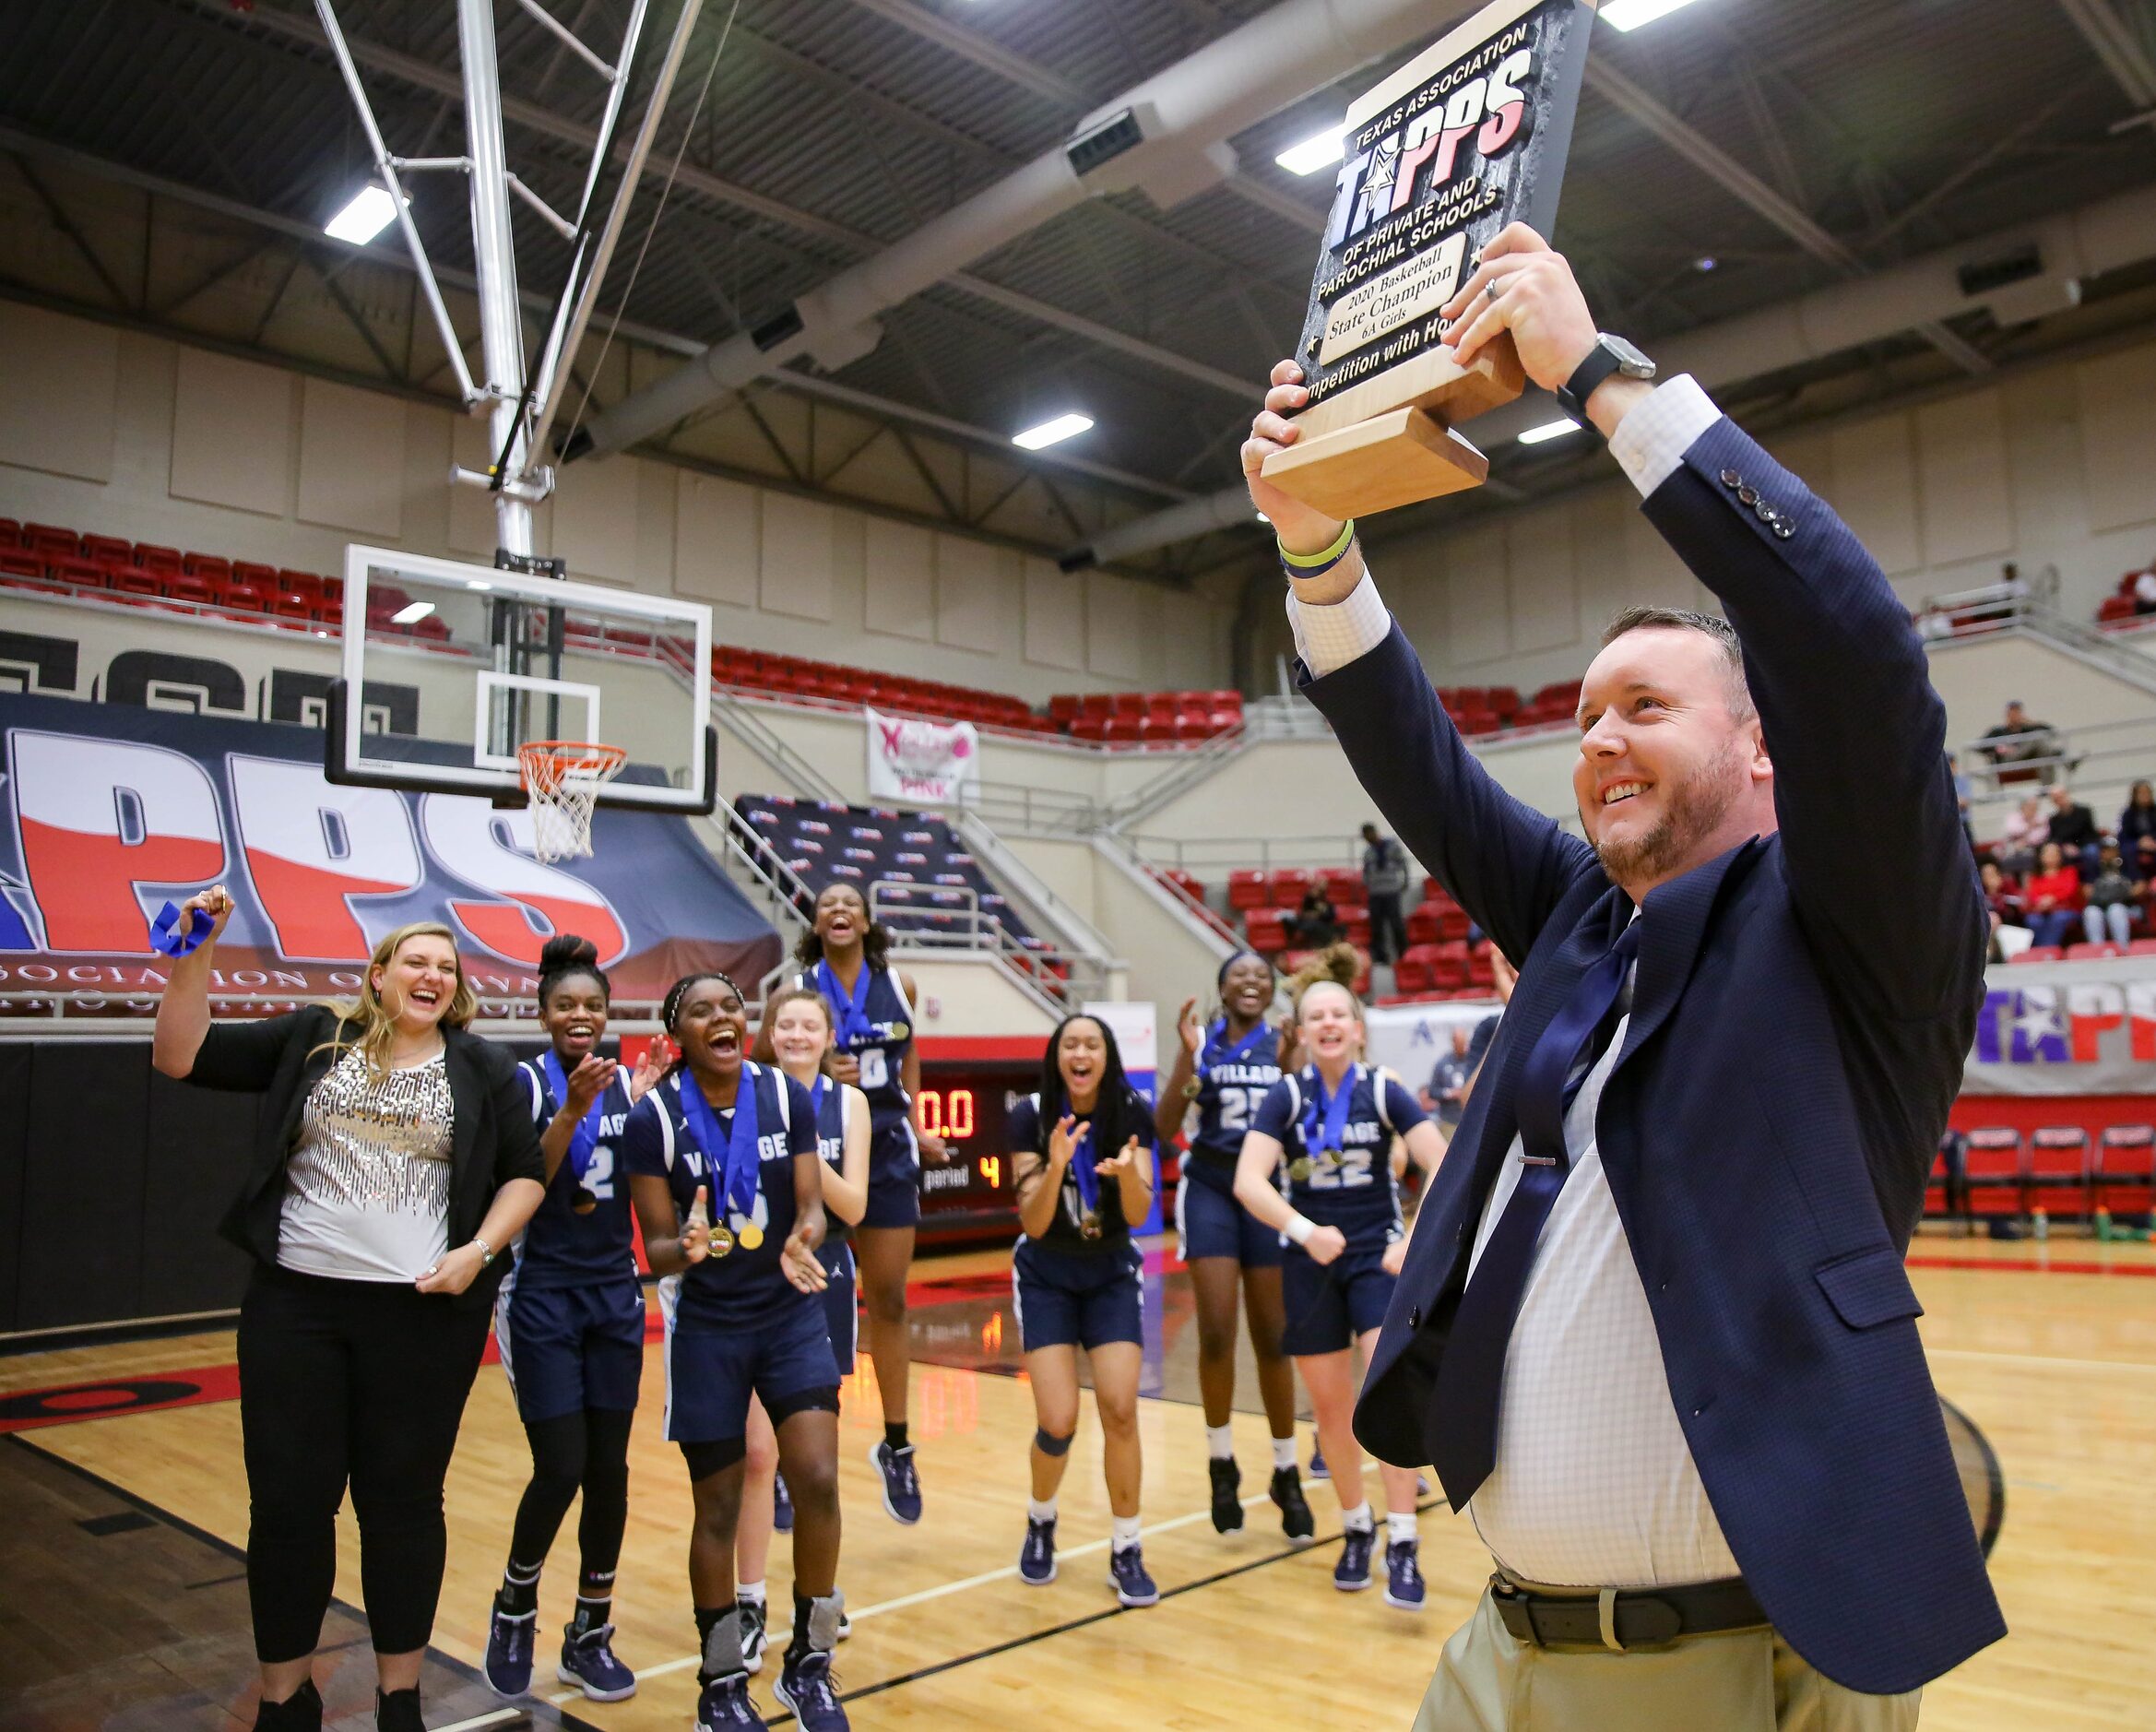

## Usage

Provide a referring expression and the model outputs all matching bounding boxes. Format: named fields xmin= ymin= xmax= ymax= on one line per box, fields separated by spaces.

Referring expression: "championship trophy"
xmin=1261 ymin=0 xmax=1597 ymax=521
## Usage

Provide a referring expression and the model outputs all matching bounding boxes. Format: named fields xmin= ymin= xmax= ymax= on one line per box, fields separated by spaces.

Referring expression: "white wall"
xmin=0 ymin=303 xmax=1230 ymax=703
xmin=1252 ymin=333 xmax=2156 ymax=699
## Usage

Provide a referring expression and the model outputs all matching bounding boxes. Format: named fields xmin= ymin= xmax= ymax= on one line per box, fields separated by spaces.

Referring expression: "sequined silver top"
xmin=277 ymin=1044 xmax=456 ymax=1282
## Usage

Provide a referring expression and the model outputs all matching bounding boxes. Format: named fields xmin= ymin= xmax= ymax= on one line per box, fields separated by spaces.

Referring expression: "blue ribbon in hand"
xmin=540 ymin=1049 xmax=607 ymax=1187
xmin=1067 ymin=1114 xmax=1100 ymax=1220
xmin=815 ymin=959 xmax=876 ymax=1051
xmin=1300 ymin=1065 xmax=1356 ymax=1160
xmin=1198 ymin=1015 xmax=1267 ymax=1083
xmin=148 ymin=900 xmax=215 ymax=958
xmin=679 ymin=1069 xmax=763 ymax=1223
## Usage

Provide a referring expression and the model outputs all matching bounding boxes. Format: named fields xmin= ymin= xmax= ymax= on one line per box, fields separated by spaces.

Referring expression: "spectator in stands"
xmin=1359 ymin=824 xmax=1411 ymax=965
xmin=1417 ymin=1025 xmax=1476 ymax=1129
xmin=2118 ymin=780 xmax=2156 ymax=872
xmin=1979 ymin=700 xmax=2059 ymax=783
xmin=2046 ymin=784 xmax=2102 ymax=875
xmin=2082 ymin=843 xmax=2143 ymax=946
xmin=2024 ymin=842 xmax=2084 ymax=948
xmin=1284 ymin=884 xmax=1345 ymax=949
xmin=1979 ymin=860 xmax=2025 ymax=931
xmin=1996 ymin=793 xmax=2047 ymax=875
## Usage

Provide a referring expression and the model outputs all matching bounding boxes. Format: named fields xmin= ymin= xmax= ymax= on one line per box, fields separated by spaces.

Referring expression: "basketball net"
xmin=518 ymin=741 xmax=627 ymax=863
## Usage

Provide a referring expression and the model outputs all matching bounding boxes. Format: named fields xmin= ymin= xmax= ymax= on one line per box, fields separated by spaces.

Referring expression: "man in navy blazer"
xmin=1244 ymin=225 xmax=2002 ymax=1728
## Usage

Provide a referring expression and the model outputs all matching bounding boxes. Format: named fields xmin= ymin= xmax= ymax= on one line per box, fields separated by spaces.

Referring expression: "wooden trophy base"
xmin=1262 ymin=338 xmax=1525 ymax=522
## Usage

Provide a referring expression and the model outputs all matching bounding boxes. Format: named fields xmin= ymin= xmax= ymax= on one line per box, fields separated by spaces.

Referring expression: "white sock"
xmin=1388 ymin=1512 xmax=1418 ymax=1546
xmin=1205 ymin=1424 xmax=1235 ymax=1461
xmin=1027 ymin=1497 xmax=1058 ymax=1524
xmin=1271 ymin=1434 xmax=1297 ymax=1472
xmin=1341 ymin=1500 xmax=1374 ymax=1535
xmin=1110 ymin=1513 xmax=1143 ymax=1553
xmin=737 ymin=1578 xmax=766 ymax=1607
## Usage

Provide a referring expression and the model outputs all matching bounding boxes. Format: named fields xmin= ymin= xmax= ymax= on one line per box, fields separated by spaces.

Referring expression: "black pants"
xmin=238 ymin=1263 xmax=493 ymax=1663
xmin=1367 ymin=892 xmax=1408 ymax=965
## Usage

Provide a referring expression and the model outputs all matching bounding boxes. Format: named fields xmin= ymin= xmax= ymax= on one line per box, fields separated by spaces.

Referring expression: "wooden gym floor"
xmin=2 ymin=1233 xmax=2151 ymax=1730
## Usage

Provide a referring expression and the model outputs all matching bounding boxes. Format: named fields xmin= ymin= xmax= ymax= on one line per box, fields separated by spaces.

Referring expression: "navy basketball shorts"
xmin=1280 ymin=1235 xmax=1396 ymax=1358
xmin=494 ymin=1274 xmax=646 ymax=1424
xmin=1175 ymin=1157 xmax=1284 ymax=1269
xmin=660 ymin=1286 xmax=840 ymax=1445
xmin=818 ymin=1238 xmax=859 ymax=1370
xmin=1012 ymin=1238 xmax=1144 ymax=1352
xmin=859 ymin=1120 xmax=922 ymax=1230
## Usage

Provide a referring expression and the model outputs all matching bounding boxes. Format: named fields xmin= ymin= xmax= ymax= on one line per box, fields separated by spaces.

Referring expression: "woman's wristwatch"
xmin=471 ymin=1236 xmax=496 ymax=1267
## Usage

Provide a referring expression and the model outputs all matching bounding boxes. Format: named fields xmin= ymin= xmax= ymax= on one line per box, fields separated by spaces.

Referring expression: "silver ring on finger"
xmin=1485 ymin=278 xmax=1504 ymax=304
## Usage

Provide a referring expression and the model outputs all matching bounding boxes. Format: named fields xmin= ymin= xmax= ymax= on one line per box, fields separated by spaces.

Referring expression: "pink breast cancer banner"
xmin=866 ymin=707 xmax=978 ymax=807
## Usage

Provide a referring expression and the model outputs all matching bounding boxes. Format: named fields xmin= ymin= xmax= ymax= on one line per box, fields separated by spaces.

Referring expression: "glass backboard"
xmin=325 ymin=544 xmax=714 ymax=813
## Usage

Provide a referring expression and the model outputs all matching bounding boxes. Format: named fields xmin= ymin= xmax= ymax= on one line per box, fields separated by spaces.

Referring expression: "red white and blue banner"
xmin=0 ymin=693 xmax=780 ymax=1008
xmin=866 ymin=706 xmax=978 ymax=807
xmin=1965 ymin=955 xmax=2156 ymax=1095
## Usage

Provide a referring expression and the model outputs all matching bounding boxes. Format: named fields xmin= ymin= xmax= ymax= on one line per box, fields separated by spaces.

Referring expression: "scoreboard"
xmin=916 ymin=1060 xmax=1036 ymax=1241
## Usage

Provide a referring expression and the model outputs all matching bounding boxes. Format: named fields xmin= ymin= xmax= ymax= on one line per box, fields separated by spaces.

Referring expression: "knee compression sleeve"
xmin=1034 ymin=1427 xmax=1074 ymax=1457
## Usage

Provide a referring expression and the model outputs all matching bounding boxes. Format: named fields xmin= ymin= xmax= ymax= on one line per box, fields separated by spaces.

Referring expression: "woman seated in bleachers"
xmin=2024 ymin=841 xmax=2084 ymax=948
xmin=1283 ymin=884 xmax=1344 ymax=949
xmin=2118 ymin=781 xmax=2156 ymax=877
xmin=2082 ymin=843 xmax=2145 ymax=947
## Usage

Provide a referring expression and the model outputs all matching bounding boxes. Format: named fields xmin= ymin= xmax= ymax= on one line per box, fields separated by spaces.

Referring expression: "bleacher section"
xmin=1048 ymin=688 xmax=1243 ymax=744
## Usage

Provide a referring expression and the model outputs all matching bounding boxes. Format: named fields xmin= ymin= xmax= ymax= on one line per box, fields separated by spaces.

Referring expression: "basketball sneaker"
xmin=869 ymin=1441 xmax=923 ymax=1524
xmin=558 ymin=1622 xmax=637 ymax=1701
xmin=1019 ymin=1515 xmax=1058 ymax=1584
xmin=1334 ymin=1523 xmax=1376 ymax=1592
xmin=1384 ymin=1537 xmax=1427 ymax=1610
xmin=773 ymin=1470 xmax=794 ymax=1534
xmin=1208 ymin=1456 xmax=1244 ymax=1532
xmin=1108 ymin=1544 xmax=1160 ymax=1607
xmin=1270 ymin=1465 xmax=1316 ymax=1544
xmin=773 ymin=1649 xmax=848 ymax=1731
xmin=483 ymin=1606 xmax=535 ymax=1697
xmin=737 ymin=1598 xmax=768 ymax=1675
xmin=695 ymin=1672 xmax=765 ymax=1730
xmin=1309 ymin=1442 xmax=1330 ymax=1480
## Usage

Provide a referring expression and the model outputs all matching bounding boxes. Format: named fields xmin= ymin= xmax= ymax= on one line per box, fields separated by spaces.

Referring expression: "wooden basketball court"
xmin=3 ymin=1235 xmax=2151 ymax=1730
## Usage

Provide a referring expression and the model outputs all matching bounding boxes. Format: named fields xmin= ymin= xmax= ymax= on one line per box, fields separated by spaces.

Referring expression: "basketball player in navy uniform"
xmin=729 ymin=983 xmax=871 ymax=1674
xmin=1155 ymin=951 xmax=1313 ymax=1542
xmin=622 ymin=973 xmax=849 ymax=1732
xmin=790 ymin=884 xmax=945 ymax=1524
xmin=1236 ymin=967 xmax=1446 ymax=1611
xmin=484 ymin=936 xmax=660 ymax=1702
xmin=1007 ymin=1014 xmax=1161 ymax=1607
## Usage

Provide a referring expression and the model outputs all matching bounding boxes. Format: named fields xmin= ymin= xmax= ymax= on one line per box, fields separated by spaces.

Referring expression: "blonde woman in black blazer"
xmin=154 ymin=887 xmax=544 ymax=1732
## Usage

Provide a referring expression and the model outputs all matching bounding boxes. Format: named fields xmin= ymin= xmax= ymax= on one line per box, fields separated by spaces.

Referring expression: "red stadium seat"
xmin=1269 ymin=869 xmax=1314 ymax=907
xmin=1961 ymin=1126 xmax=2025 ymax=1217
xmin=2027 ymin=1126 xmax=2091 ymax=1221
xmin=2067 ymin=942 xmax=2123 ymax=961
xmin=23 ymin=523 xmax=80 ymax=559
xmin=81 ymin=532 xmax=132 ymax=565
xmin=0 ymin=550 xmax=44 ymax=587
xmin=135 ymin=543 xmax=184 ymax=575
xmin=1227 ymin=870 xmax=1268 ymax=910
xmin=48 ymin=556 xmax=107 ymax=589
xmin=1245 ymin=908 xmax=1288 ymax=954
xmin=2095 ymin=1125 xmax=2154 ymax=1218
xmin=2011 ymin=946 xmax=2065 ymax=964
xmin=1394 ymin=946 xmax=1437 ymax=993
xmin=1924 ymin=1141 xmax=1955 ymax=1219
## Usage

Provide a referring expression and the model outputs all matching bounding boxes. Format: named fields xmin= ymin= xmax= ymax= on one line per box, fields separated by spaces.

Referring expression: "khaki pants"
xmin=1413 ymin=1584 xmax=1923 ymax=1732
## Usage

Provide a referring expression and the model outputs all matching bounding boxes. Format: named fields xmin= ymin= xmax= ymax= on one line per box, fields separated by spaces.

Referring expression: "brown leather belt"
xmin=1489 ymin=1573 xmax=1769 ymax=1652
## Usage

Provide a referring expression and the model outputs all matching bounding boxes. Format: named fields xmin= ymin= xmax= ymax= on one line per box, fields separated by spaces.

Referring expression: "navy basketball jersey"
xmin=1253 ymin=1062 xmax=1425 ymax=1240
xmin=1189 ymin=1022 xmax=1284 ymax=1169
xmin=619 ymin=1063 xmax=817 ymax=1325
xmin=807 ymin=1074 xmax=853 ymax=1243
xmin=1008 ymin=1088 xmax=1150 ymax=1255
xmin=796 ymin=962 xmax=914 ymax=1134
xmin=513 ymin=1060 xmax=638 ymax=1290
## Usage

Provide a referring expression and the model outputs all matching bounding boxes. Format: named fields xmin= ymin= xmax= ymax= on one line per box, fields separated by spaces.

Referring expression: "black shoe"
xmin=1208 ymin=1456 xmax=1244 ymax=1533
xmin=375 ymin=1687 xmax=424 ymax=1732
xmin=254 ymin=1679 xmax=322 ymax=1732
xmin=1271 ymin=1465 xmax=1316 ymax=1545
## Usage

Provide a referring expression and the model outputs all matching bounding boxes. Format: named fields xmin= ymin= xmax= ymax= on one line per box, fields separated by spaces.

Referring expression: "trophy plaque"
xmin=1262 ymin=0 xmax=1598 ymax=521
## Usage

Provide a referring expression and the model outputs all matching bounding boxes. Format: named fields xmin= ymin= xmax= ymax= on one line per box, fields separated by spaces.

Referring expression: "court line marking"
xmin=544 ymin=1465 xmax=1389 ymax=1702
xmin=430 ymin=1712 xmax=526 ymax=1732
xmin=1927 ymin=1346 xmax=2156 ymax=1375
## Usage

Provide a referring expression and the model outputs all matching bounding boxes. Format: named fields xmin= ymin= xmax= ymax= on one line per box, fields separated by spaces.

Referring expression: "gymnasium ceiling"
xmin=1 ymin=0 xmax=2154 ymax=585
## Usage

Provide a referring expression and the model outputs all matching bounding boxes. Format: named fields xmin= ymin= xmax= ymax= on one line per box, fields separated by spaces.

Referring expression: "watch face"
xmin=1605 ymin=333 xmax=1656 ymax=376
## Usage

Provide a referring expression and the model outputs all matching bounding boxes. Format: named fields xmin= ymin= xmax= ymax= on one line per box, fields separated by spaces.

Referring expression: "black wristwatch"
xmin=1556 ymin=334 xmax=1656 ymax=426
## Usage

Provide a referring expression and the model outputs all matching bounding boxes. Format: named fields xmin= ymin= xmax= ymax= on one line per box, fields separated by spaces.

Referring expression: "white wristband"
xmin=1284 ymin=1212 xmax=1316 ymax=1247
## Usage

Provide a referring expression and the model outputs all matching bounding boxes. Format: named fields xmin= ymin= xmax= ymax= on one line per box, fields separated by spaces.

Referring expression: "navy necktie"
xmin=1429 ymin=918 xmax=1641 ymax=1512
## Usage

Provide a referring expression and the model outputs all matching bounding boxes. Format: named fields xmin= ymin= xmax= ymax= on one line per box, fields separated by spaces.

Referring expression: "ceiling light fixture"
xmin=1602 ymin=0 xmax=1712 ymax=30
xmin=1013 ymin=412 xmax=1094 ymax=451
xmin=1517 ymin=417 xmax=1584 ymax=445
xmin=1275 ymin=127 xmax=1345 ymax=176
xmin=389 ymin=600 xmax=435 ymax=624
xmin=324 ymin=184 xmax=399 ymax=245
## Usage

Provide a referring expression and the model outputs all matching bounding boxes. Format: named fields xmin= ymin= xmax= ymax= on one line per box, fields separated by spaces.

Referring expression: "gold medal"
xmin=1080 ymin=1207 xmax=1103 ymax=1240
xmin=707 ymin=1224 xmax=734 ymax=1257
xmin=736 ymin=1221 xmax=765 ymax=1252
xmin=1288 ymin=1157 xmax=1314 ymax=1182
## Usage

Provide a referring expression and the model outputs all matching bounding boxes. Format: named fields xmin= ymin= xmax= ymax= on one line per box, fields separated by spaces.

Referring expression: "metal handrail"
xmin=865 ymin=880 xmax=1106 ymax=1011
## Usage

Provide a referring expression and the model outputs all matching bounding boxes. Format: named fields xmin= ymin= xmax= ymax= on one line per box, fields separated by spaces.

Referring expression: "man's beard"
xmin=1591 ymin=740 xmax=1749 ymax=886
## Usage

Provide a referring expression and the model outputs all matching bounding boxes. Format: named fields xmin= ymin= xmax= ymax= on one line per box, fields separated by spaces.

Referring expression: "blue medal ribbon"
xmin=1299 ymin=1065 xmax=1356 ymax=1160
xmin=679 ymin=1068 xmax=763 ymax=1222
xmin=1198 ymin=1016 xmax=1267 ymax=1082
xmin=148 ymin=900 xmax=214 ymax=958
xmin=815 ymin=960 xmax=876 ymax=1050
xmin=539 ymin=1050 xmax=606 ymax=1186
xmin=1065 ymin=1112 xmax=1099 ymax=1219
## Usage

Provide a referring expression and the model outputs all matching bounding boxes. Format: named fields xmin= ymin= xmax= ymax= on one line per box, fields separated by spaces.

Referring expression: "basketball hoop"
xmin=518 ymin=740 xmax=627 ymax=862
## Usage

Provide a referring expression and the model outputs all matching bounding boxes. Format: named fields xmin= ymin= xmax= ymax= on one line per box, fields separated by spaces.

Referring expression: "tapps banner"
xmin=1964 ymin=953 xmax=2156 ymax=1095
xmin=0 ymin=693 xmax=780 ymax=1009
xmin=866 ymin=706 xmax=977 ymax=807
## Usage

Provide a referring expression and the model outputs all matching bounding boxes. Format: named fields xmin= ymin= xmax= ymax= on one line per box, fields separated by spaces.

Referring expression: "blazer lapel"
xmin=1617 ymin=836 xmax=1766 ymax=1070
xmin=444 ymin=1030 xmax=488 ymax=1195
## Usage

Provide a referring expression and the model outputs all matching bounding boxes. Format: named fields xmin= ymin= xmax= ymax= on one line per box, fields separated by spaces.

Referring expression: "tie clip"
xmin=1520 ymin=1153 xmax=1558 ymax=1167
